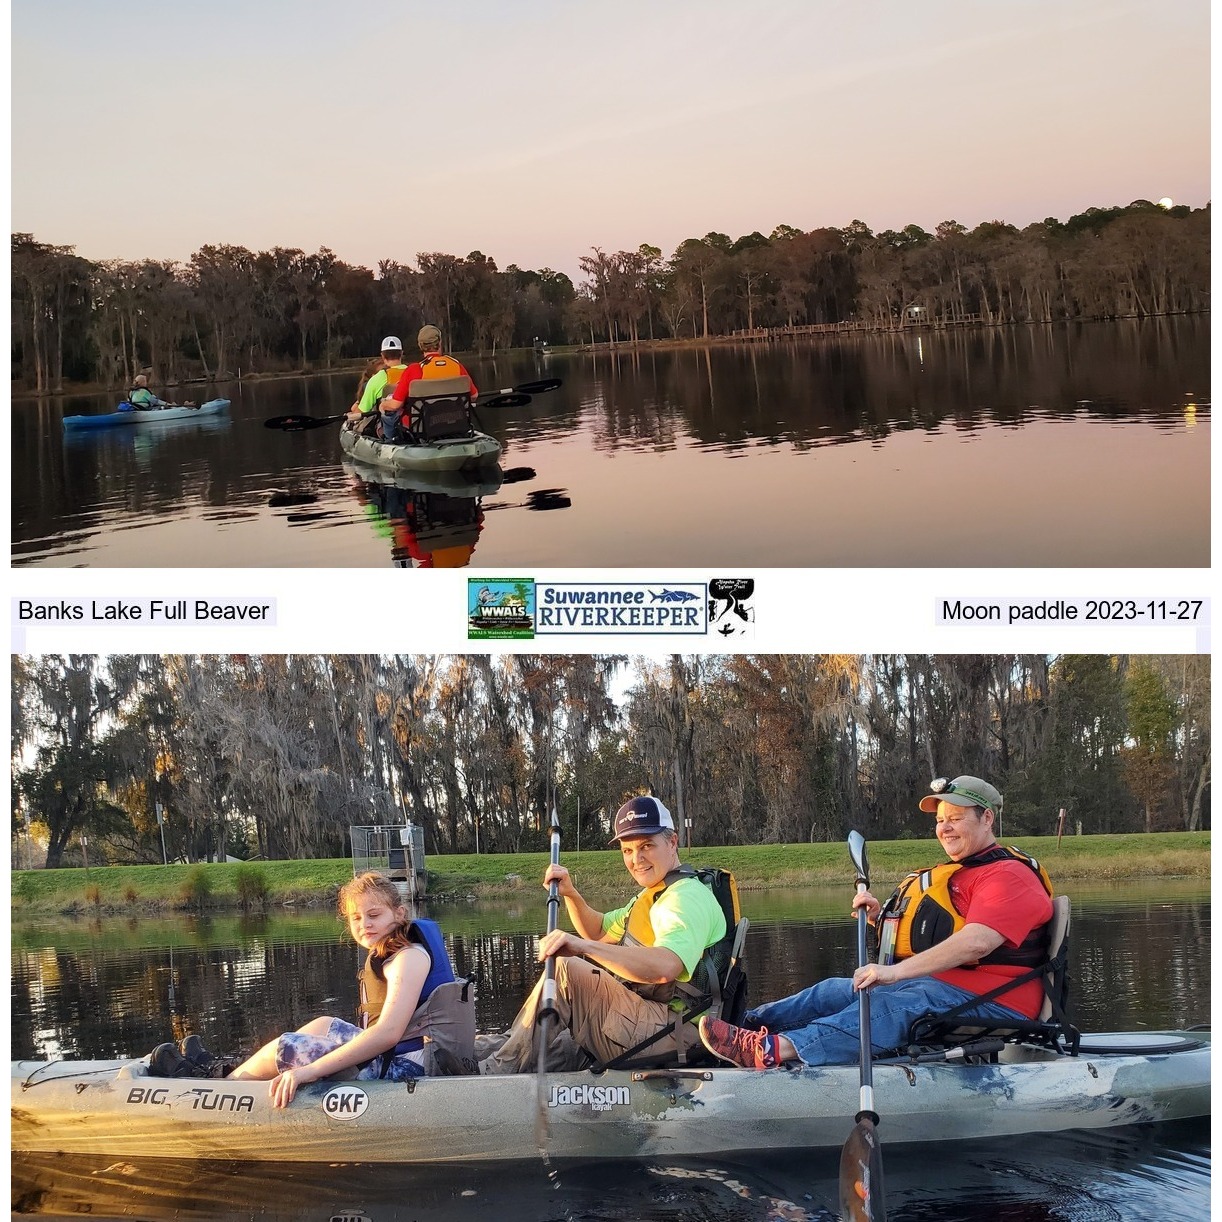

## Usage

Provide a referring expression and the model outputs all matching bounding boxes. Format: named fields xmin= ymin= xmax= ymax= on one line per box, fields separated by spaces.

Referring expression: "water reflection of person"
xmin=349 ymin=473 xmax=485 ymax=568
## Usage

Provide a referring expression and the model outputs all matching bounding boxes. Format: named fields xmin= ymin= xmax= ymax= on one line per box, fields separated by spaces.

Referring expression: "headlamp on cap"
xmin=922 ymin=775 xmax=1001 ymax=813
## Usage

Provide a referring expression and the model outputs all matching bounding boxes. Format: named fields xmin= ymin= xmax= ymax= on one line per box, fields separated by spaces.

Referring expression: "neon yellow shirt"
xmin=602 ymin=875 xmax=725 ymax=981
xmin=357 ymin=364 xmax=408 ymax=415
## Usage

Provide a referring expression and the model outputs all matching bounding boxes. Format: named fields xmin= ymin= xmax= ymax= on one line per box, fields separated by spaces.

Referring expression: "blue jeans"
xmin=380 ymin=408 xmax=402 ymax=442
xmin=746 ymin=976 xmax=1027 ymax=1066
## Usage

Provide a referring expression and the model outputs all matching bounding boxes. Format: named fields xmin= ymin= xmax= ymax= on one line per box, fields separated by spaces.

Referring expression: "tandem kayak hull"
xmin=339 ymin=424 xmax=502 ymax=473
xmin=62 ymin=399 xmax=231 ymax=431
xmin=10 ymin=1032 xmax=1209 ymax=1166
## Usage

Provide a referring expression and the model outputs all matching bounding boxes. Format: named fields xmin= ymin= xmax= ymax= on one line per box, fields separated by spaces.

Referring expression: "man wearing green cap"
xmin=698 ymin=775 xmax=1055 ymax=1069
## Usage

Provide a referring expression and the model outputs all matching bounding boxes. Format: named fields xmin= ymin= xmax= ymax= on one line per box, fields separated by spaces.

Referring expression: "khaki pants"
xmin=481 ymin=956 xmax=702 ymax=1074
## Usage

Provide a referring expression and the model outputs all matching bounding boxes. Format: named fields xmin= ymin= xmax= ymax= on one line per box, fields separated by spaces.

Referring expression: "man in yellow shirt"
xmin=346 ymin=337 xmax=408 ymax=438
xmin=481 ymin=796 xmax=725 ymax=1073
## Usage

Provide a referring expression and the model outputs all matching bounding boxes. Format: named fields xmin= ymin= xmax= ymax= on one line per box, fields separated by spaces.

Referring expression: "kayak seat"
xmin=904 ymin=895 xmax=1081 ymax=1058
xmin=349 ymin=412 xmax=380 ymax=438
xmin=402 ymin=376 xmax=477 ymax=444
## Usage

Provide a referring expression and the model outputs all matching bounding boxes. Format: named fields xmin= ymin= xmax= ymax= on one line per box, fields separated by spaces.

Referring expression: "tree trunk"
xmin=191 ymin=315 xmax=213 ymax=380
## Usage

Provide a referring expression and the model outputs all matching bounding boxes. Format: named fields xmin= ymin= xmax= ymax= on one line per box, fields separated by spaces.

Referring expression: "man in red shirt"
xmin=378 ymin=325 xmax=480 ymax=443
xmin=699 ymin=775 xmax=1055 ymax=1068
xmin=385 ymin=325 xmax=478 ymax=403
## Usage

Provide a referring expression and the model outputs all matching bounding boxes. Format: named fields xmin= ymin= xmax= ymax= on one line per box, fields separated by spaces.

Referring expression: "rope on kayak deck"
xmin=18 ymin=1061 xmax=138 ymax=1090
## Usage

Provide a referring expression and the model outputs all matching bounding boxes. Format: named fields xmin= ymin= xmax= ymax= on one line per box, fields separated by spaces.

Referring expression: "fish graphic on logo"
xmin=650 ymin=589 xmax=699 ymax=603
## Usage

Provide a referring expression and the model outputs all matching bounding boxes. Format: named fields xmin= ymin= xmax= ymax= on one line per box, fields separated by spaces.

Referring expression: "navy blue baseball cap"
xmin=610 ymin=796 xmax=675 ymax=843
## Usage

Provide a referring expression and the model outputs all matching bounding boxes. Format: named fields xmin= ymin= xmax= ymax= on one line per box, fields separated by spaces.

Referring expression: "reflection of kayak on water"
xmin=343 ymin=459 xmax=502 ymax=568
xmin=62 ymin=399 xmax=231 ymax=431
xmin=343 ymin=458 xmax=503 ymax=498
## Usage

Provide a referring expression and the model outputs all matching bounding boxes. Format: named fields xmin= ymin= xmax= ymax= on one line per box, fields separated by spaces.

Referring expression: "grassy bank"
xmin=10 ymin=832 xmax=1209 ymax=916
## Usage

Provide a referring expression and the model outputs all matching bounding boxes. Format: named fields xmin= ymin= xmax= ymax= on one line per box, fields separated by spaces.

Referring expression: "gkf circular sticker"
xmin=322 ymin=1085 xmax=370 ymax=1120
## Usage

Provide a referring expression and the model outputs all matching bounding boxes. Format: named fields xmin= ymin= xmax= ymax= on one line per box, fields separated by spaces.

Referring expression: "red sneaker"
xmin=699 ymin=1015 xmax=781 ymax=1069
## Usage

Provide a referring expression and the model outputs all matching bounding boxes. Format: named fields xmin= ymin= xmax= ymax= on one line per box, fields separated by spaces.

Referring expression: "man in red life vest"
xmin=377 ymin=325 xmax=480 ymax=441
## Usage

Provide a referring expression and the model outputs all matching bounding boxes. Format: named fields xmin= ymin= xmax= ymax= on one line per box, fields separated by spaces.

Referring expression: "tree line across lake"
xmin=11 ymin=654 xmax=1209 ymax=870
xmin=11 ymin=199 xmax=1208 ymax=394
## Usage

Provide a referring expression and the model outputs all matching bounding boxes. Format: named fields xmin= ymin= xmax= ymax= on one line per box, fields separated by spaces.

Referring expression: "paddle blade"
xmin=264 ymin=413 xmax=344 ymax=431
xmin=848 ymin=830 xmax=870 ymax=888
xmin=514 ymin=378 xmax=562 ymax=395
xmin=480 ymin=392 xmax=532 ymax=409
xmin=839 ymin=1117 xmax=886 ymax=1221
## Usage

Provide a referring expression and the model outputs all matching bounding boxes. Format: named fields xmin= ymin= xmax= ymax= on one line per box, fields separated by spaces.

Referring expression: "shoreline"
xmin=10 ymin=311 xmax=1208 ymax=402
xmin=11 ymin=832 xmax=1210 ymax=917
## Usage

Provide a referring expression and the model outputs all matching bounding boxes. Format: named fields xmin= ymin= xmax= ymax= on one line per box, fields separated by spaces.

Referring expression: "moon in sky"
xmin=1158 ymin=197 xmax=1174 ymax=208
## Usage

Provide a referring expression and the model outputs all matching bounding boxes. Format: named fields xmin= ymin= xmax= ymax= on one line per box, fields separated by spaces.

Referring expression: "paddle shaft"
xmin=533 ymin=811 xmax=563 ymax=1152
xmin=840 ymin=832 xmax=886 ymax=1222
xmin=855 ymin=882 xmax=876 ymax=1118
xmin=264 ymin=378 xmax=561 ymax=432
xmin=537 ymin=812 xmax=563 ymax=1051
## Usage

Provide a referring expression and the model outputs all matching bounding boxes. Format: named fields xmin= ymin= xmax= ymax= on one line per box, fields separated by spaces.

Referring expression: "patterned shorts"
xmin=276 ymin=1017 xmax=426 ymax=1081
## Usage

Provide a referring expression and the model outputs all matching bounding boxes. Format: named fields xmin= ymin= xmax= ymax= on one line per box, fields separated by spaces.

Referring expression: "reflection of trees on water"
xmin=572 ymin=318 xmax=1210 ymax=452
xmin=11 ymin=898 xmax=1210 ymax=1062
xmin=1072 ymin=900 xmax=1211 ymax=1031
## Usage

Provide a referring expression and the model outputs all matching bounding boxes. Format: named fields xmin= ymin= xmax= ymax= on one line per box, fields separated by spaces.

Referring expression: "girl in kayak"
xmin=150 ymin=873 xmax=475 ymax=1107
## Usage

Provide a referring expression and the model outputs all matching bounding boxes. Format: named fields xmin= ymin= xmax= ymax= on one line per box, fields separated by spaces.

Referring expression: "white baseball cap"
xmin=381 ymin=336 xmax=403 ymax=352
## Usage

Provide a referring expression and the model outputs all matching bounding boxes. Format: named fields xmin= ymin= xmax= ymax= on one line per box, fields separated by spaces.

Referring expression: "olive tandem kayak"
xmin=339 ymin=422 xmax=502 ymax=473
xmin=62 ymin=399 xmax=231 ymax=431
xmin=9 ymin=1031 xmax=1208 ymax=1165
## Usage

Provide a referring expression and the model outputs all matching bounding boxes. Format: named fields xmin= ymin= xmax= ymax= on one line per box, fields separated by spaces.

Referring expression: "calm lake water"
xmin=11 ymin=879 xmax=1210 ymax=1220
xmin=11 ymin=319 xmax=1209 ymax=568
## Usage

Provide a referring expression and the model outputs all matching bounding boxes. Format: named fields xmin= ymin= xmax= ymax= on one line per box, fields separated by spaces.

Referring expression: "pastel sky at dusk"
xmin=12 ymin=0 xmax=1210 ymax=283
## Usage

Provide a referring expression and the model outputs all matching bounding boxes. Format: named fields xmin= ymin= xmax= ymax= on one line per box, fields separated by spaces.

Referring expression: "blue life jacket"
xmin=359 ymin=918 xmax=457 ymax=1055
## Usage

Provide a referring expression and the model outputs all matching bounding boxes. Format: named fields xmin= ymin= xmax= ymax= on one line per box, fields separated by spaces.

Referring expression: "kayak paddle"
xmin=535 ymin=807 xmax=563 ymax=1149
xmin=839 ymin=830 xmax=887 ymax=1222
xmin=263 ymin=378 xmax=563 ymax=431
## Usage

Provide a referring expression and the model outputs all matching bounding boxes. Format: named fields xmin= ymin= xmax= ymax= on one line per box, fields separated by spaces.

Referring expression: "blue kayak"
xmin=62 ymin=399 xmax=230 ymax=432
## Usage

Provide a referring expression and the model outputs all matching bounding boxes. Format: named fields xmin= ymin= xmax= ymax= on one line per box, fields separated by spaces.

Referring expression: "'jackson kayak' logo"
xmin=322 ymin=1085 xmax=370 ymax=1120
xmin=468 ymin=579 xmax=535 ymax=639
xmin=547 ymin=1083 xmax=631 ymax=1111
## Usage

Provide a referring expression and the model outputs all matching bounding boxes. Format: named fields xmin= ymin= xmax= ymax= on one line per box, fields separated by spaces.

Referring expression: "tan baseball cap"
xmin=417 ymin=325 xmax=442 ymax=348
